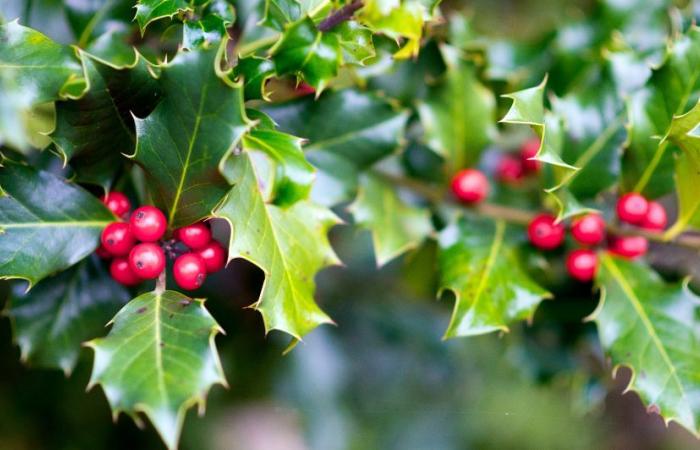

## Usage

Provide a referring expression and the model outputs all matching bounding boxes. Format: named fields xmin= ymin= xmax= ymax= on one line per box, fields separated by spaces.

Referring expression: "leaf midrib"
xmin=602 ymin=256 xmax=689 ymax=406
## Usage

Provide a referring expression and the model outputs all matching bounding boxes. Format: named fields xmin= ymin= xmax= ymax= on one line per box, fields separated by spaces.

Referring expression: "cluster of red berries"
xmin=450 ymin=138 xmax=541 ymax=204
xmin=97 ymin=192 xmax=227 ymax=290
xmin=449 ymin=139 xmax=668 ymax=283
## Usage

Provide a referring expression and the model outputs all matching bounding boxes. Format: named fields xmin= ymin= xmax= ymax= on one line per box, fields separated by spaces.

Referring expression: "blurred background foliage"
xmin=1 ymin=0 xmax=700 ymax=448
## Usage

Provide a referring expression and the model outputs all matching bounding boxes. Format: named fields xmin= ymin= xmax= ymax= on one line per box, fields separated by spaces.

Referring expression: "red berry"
xmin=101 ymin=191 xmax=131 ymax=218
xmin=616 ymin=193 xmax=649 ymax=224
xmin=128 ymin=243 xmax=166 ymax=280
xmin=609 ymin=236 xmax=648 ymax=259
xmin=129 ymin=206 xmax=167 ymax=242
xmin=566 ymin=249 xmax=598 ymax=282
xmin=496 ymin=155 xmax=524 ymax=184
xmin=520 ymin=138 xmax=541 ymax=173
xmin=177 ymin=222 xmax=212 ymax=250
xmin=197 ymin=241 xmax=227 ymax=273
xmin=640 ymin=201 xmax=667 ymax=231
xmin=173 ymin=253 xmax=207 ymax=290
xmin=96 ymin=245 xmax=112 ymax=259
xmin=110 ymin=258 xmax=142 ymax=286
xmin=295 ymin=82 xmax=316 ymax=96
xmin=101 ymin=222 xmax=136 ymax=256
xmin=451 ymin=169 xmax=489 ymax=204
xmin=571 ymin=214 xmax=606 ymax=246
xmin=527 ymin=214 xmax=565 ymax=250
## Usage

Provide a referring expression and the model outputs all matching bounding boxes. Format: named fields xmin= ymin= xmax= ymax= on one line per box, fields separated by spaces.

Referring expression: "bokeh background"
xmin=1 ymin=0 xmax=699 ymax=449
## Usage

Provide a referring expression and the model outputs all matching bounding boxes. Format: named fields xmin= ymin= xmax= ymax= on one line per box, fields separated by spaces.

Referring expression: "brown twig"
xmin=317 ymin=0 xmax=364 ymax=32
xmin=376 ymin=170 xmax=700 ymax=252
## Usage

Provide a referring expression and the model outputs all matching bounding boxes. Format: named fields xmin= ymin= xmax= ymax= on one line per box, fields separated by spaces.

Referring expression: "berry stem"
xmin=376 ymin=170 xmax=700 ymax=251
xmin=155 ymin=270 xmax=166 ymax=294
xmin=318 ymin=0 xmax=364 ymax=32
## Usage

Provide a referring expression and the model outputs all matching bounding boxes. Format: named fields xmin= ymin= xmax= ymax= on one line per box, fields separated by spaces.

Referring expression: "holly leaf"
xmin=132 ymin=45 xmax=251 ymax=228
xmin=214 ymin=153 xmax=340 ymax=339
xmin=417 ymin=45 xmax=496 ymax=172
xmin=263 ymin=89 xmax=409 ymax=205
xmin=333 ymin=21 xmax=375 ymax=65
xmin=622 ymin=27 xmax=700 ymax=198
xmin=269 ymin=16 xmax=341 ymax=93
xmin=261 ymin=0 xmax=329 ymax=31
xmin=241 ymin=127 xmax=315 ymax=207
xmin=349 ymin=174 xmax=432 ymax=266
xmin=52 ymin=53 xmax=160 ymax=190
xmin=662 ymin=102 xmax=700 ymax=237
xmin=233 ymin=55 xmax=276 ymax=100
xmin=0 ymin=20 xmax=87 ymax=103
xmin=438 ymin=218 xmax=550 ymax=338
xmin=183 ymin=0 xmax=235 ymax=50
xmin=87 ymin=290 xmax=226 ymax=450
xmin=7 ymin=256 xmax=129 ymax=374
xmin=64 ymin=0 xmax=134 ymax=47
xmin=593 ymin=255 xmax=700 ymax=436
xmin=0 ymin=160 xmax=114 ymax=286
xmin=134 ymin=0 xmax=193 ymax=32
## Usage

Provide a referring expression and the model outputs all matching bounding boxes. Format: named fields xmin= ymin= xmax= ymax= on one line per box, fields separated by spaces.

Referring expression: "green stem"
xmin=633 ymin=139 xmax=669 ymax=194
xmin=377 ymin=170 xmax=700 ymax=251
xmin=237 ymin=34 xmax=280 ymax=56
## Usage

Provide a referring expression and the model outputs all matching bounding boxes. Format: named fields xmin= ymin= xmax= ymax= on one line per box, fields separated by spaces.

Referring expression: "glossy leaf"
xmin=333 ymin=21 xmax=375 ymax=65
xmin=183 ymin=0 xmax=235 ymax=50
xmin=52 ymin=54 xmax=160 ymax=189
xmin=233 ymin=55 xmax=275 ymax=100
xmin=350 ymin=174 xmax=432 ymax=266
xmin=417 ymin=45 xmax=496 ymax=172
xmin=0 ymin=160 xmax=114 ymax=286
xmin=241 ymin=128 xmax=315 ymax=207
xmin=132 ymin=45 xmax=251 ymax=228
xmin=214 ymin=153 xmax=340 ymax=339
xmin=8 ymin=256 xmax=129 ymax=374
xmin=134 ymin=0 xmax=192 ymax=32
xmin=87 ymin=290 xmax=226 ymax=450
xmin=269 ymin=17 xmax=341 ymax=93
xmin=0 ymin=20 xmax=87 ymax=103
xmin=261 ymin=0 xmax=329 ymax=30
xmin=593 ymin=255 xmax=700 ymax=436
xmin=439 ymin=218 xmax=550 ymax=338
xmin=264 ymin=89 xmax=409 ymax=205
xmin=64 ymin=0 xmax=134 ymax=47
xmin=622 ymin=27 xmax=700 ymax=198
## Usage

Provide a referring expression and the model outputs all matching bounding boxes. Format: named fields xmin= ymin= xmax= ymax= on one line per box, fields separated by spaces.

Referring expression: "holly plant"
xmin=2 ymin=0 xmax=700 ymax=448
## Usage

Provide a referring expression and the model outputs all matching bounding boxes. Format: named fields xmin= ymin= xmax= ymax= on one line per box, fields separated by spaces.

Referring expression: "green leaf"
xmin=349 ymin=174 xmax=432 ymax=266
xmin=663 ymin=101 xmax=700 ymax=237
xmin=622 ymin=27 xmax=700 ymax=198
xmin=241 ymin=128 xmax=315 ymax=207
xmin=134 ymin=0 xmax=192 ymax=32
xmin=593 ymin=255 xmax=700 ymax=436
xmin=87 ymin=290 xmax=226 ymax=450
xmin=0 ymin=73 xmax=32 ymax=150
xmin=269 ymin=17 xmax=341 ymax=92
xmin=263 ymin=89 xmax=409 ymax=205
xmin=233 ymin=55 xmax=275 ymax=100
xmin=64 ymin=0 xmax=134 ymax=47
xmin=333 ymin=21 xmax=375 ymax=65
xmin=438 ymin=218 xmax=550 ymax=338
xmin=214 ymin=153 xmax=340 ymax=339
xmin=417 ymin=45 xmax=496 ymax=172
xmin=0 ymin=20 xmax=87 ymax=103
xmin=7 ymin=256 xmax=129 ymax=374
xmin=0 ymin=160 xmax=114 ymax=286
xmin=52 ymin=53 xmax=160 ymax=190
xmin=183 ymin=0 xmax=235 ymax=50
xmin=132 ymin=45 xmax=251 ymax=228
xmin=261 ymin=0 xmax=329 ymax=31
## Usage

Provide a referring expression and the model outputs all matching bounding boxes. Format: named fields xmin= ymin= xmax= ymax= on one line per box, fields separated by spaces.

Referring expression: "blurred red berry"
xmin=566 ymin=249 xmax=598 ymax=282
xmin=609 ymin=236 xmax=648 ymax=259
xmin=174 ymin=253 xmax=207 ymax=290
xmin=640 ymin=201 xmax=667 ymax=231
xmin=128 ymin=243 xmax=165 ymax=280
xmin=496 ymin=155 xmax=524 ymax=184
xmin=571 ymin=214 xmax=606 ymax=246
xmin=616 ymin=193 xmax=649 ymax=224
xmin=295 ymin=82 xmax=316 ymax=96
xmin=527 ymin=214 xmax=565 ymax=250
xmin=451 ymin=169 xmax=489 ymax=204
